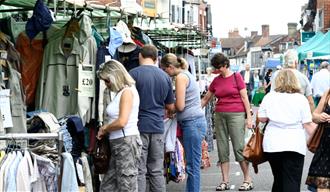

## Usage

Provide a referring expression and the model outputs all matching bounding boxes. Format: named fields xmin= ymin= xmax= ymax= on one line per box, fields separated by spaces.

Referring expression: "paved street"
xmin=166 ymin=140 xmax=313 ymax=192
xmin=166 ymin=106 xmax=313 ymax=192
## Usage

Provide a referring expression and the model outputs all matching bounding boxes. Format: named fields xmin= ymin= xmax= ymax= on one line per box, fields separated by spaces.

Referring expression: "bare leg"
xmin=220 ymin=162 xmax=230 ymax=183
xmin=239 ymin=160 xmax=252 ymax=182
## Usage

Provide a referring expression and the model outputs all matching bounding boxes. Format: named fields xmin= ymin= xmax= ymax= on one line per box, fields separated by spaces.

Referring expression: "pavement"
xmin=166 ymin=106 xmax=313 ymax=192
xmin=166 ymin=140 xmax=313 ymax=192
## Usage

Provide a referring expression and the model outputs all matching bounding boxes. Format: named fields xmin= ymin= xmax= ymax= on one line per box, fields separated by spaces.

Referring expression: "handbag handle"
xmin=255 ymin=112 xmax=268 ymax=132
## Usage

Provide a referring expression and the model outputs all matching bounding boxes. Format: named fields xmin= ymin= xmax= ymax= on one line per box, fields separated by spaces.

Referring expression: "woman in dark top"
xmin=306 ymin=89 xmax=330 ymax=191
xmin=264 ymin=69 xmax=273 ymax=94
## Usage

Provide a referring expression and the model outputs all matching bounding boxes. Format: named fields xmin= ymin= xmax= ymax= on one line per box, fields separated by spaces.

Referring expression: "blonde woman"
xmin=97 ymin=60 xmax=142 ymax=192
xmin=258 ymin=69 xmax=314 ymax=192
xmin=161 ymin=53 xmax=207 ymax=192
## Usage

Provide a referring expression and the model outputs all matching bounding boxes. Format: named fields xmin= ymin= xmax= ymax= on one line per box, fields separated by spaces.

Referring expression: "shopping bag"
xmin=243 ymin=119 xmax=267 ymax=174
xmin=201 ymin=140 xmax=211 ymax=169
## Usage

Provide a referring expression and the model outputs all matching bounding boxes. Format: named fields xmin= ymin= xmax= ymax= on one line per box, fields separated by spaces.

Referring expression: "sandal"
xmin=238 ymin=181 xmax=254 ymax=191
xmin=216 ymin=182 xmax=230 ymax=191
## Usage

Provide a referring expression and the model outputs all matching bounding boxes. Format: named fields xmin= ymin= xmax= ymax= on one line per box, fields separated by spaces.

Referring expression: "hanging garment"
xmin=0 ymin=63 xmax=26 ymax=133
xmin=80 ymin=153 xmax=93 ymax=192
xmin=61 ymin=152 xmax=79 ymax=192
xmin=32 ymin=153 xmax=58 ymax=192
xmin=204 ymin=99 xmax=215 ymax=152
xmin=6 ymin=151 xmax=23 ymax=191
xmin=16 ymin=150 xmax=36 ymax=191
xmin=95 ymin=45 xmax=110 ymax=122
xmin=16 ymin=32 xmax=44 ymax=109
xmin=164 ymin=118 xmax=177 ymax=152
xmin=114 ymin=46 xmax=141 ymax=72
xmin=0 ymin=31 xmax=20 ymax=72
xmin=35 ymin=15 xmax=97 ymax=124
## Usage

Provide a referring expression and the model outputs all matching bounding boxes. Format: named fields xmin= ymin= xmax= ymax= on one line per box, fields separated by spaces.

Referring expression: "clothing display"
xmin=16 ymin=32 xmax=44 ymax=109
xmin=0 ymin=6 xmax=191 ymax=191
xmin=0 ymin=149 xmax=76 ymax=192
xmin=0 ymin=33 xmax=26 ymax=133
xmin=114 ymin=45 xmax=141 ymax=72
xmin=35 ymin=15 xmax=97 ymax=124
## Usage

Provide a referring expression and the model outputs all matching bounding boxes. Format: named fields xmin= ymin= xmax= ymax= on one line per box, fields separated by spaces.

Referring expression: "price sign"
xmin=78 ymin=64 xmax=95 ymax=97
xmin=0 ymin=89 xmax=13 ymax=128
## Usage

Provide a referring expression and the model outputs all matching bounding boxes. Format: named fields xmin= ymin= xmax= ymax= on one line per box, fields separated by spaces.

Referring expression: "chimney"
xmin=287 ymin=23 xmax=298 ymax=39
xmin=228 ymin=28 xmax=241 ymax=38
xmin=251 ymin=31 xmax=258 ymax=37
xmin=261 ymin=25 xmax=269 ymax=38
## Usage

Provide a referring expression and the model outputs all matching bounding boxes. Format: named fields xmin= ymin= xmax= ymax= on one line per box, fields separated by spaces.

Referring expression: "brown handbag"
xmin=307 ymin=123 xmax=325 ymax=153
xmin=307 ymin=90 xmax=330 ymax=153
xmin=243 ymin=118 xmax=268 ymax=174
xmin=92 ymin=136 xmax=110 ymax=174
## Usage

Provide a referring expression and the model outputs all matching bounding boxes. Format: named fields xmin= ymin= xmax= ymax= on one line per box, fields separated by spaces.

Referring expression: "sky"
xmin=208 ymin=0 xmax=308 ymax=38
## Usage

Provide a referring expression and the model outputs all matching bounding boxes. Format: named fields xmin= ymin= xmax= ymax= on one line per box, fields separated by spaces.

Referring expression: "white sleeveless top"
xmin=106 ymin=86 xmax=140 ymax=140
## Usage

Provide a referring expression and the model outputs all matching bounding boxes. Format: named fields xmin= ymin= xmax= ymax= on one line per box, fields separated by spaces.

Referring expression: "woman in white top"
xmin=258 ymin=69 xmax=314 ymax=192
xmin=97 ymin=60 xmax=141 ymax=192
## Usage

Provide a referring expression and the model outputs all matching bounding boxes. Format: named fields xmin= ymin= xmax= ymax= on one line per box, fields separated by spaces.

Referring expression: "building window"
xmin=318 ymin=9 xmax=324 ymax=29
xmin=171 ymin=5 xmax=175 ymax=23
xmin=177 ymin=6 xmax=180 ymax=23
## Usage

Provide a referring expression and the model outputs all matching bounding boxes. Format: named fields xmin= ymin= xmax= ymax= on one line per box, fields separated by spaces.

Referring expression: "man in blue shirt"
xmin=130 ymin=45 xmax=175 ymax=192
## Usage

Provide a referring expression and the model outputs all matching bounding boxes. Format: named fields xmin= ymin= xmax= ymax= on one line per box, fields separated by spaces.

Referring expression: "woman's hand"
xmin=97 ymin=125 xmax=107 ymax=140
xmin=246 ymin=118 xmax=253 ymax=129
xmin=319 ymin=112 xmax=330 ymax=123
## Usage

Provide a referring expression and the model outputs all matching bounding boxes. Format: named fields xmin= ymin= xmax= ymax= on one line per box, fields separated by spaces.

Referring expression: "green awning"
xmin=298 ymin=31 xmax=330 ymax=60
xmin=297 ymin=31 xmax=323 ymax=53
xmin=145 ymin=28 xmax=208 ymax=50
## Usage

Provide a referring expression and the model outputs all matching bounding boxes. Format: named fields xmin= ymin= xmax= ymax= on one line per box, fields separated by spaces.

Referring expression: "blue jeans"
xmin=179 ymin=116 xmax=207 ymax=192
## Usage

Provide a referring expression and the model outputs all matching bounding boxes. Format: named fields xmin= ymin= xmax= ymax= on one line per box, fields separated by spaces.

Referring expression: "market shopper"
xmin=270 ymin=49 xmax=315 ymax=111
xmin=161 ymin=53 xmax=207 ymax=192
xmin=252 ymin=69 xmax=261 ymax=99
xmin=310 ymin=61 xmax=330 ymax=107
xmin=201 ymin=53 xmax=253 ymax=191
xmin=258 ymin=69 xmax=314 ymax=192
xmin=306 ymin=89 xmax=330 ymax=192
xmin=129 ymin=45 xmax=175 ymax=192
xmin=96 ymin=60 xmax=142 ymax=192
xmin=264 ymin=69 xmax=273 ymax=94
xmin=240 ymin=64 xmax=254 ymax=102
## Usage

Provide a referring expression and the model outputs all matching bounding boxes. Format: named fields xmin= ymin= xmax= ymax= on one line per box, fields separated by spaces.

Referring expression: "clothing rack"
xmin=0 ymin=132 xmax=64 ymax=190
xmin=0 ymin=132 xmax=63 ymax=160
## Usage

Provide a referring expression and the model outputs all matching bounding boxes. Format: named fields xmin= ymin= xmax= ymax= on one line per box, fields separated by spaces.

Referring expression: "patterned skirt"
xmin=306 ymin=125 xmax=330 ymax=189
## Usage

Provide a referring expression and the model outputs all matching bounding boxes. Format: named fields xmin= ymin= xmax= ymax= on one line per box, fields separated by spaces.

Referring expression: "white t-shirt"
xmin=311 ymin=69 xmax=330 ymax=97
xmin=258 ymin=92 xmax=312 ymax=155
xmin=106 ymin=86 xmax=140 ymax=140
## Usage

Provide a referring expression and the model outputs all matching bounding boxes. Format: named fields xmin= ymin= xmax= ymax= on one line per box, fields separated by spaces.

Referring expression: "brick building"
xmin=301 ymin=0 xmax=330 ymax=32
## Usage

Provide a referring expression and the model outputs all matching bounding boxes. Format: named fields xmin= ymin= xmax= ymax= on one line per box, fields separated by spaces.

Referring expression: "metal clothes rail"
xmin=0 ymin=132 xmax=63 ymax=140
xmin=0 ymin=132 xmax=64 ymax=190
xmin=0 ymin=132 xmax=63 ymax=160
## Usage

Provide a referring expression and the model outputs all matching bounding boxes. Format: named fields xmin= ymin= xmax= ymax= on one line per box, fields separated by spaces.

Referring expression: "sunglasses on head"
xmin=102 ymin=79 xmax=110 ymax=83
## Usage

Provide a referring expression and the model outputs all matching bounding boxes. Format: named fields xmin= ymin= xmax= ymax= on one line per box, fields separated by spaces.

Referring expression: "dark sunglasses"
xmin=102 ymin=79 xmax=110 ymax=84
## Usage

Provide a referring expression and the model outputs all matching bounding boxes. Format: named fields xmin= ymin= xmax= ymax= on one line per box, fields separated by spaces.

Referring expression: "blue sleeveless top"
xmin=177 ymin=71 xmax=204 ymax=121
